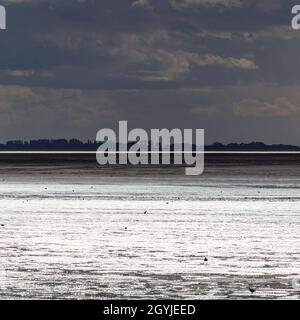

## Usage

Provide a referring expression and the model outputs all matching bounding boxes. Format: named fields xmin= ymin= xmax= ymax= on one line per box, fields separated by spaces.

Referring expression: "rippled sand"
xmin=0 ymin=158 xmax=299 ymax=299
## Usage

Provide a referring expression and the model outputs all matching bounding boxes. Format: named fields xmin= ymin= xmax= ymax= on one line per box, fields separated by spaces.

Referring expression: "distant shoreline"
xmin=0 ymin=140 xmax=299 ymax=152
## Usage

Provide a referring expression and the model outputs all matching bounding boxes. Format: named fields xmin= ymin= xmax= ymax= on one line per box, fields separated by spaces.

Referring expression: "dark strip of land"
xmin=0 ymin=140 xmax=299 ymax=152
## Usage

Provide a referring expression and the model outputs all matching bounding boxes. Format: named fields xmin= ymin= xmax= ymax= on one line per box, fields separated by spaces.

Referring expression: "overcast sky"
xmin=0 ymin=0 xmax=300 ymax=144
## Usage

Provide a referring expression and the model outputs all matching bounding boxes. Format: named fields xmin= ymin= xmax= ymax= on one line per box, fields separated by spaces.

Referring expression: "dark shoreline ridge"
xmin=0 ymin=139 xmax=299 ymax=151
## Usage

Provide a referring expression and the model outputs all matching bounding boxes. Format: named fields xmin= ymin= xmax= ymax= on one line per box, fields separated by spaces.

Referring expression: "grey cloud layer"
xmin=0 ymin=0 xmax=299 ymax=143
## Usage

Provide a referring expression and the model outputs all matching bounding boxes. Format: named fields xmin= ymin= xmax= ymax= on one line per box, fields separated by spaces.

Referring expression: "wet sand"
xmin=0 ymin=154 xmax=299 ymax=299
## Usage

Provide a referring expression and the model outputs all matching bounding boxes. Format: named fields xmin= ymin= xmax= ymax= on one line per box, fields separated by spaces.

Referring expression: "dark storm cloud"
xmin=0 ymin=0 xmax=300 ymax=143
xmin=0 ymin=0 xmax=296 ymax=88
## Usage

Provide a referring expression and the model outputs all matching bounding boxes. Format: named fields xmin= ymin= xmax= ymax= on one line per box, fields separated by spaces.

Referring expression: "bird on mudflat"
xmin=248 ymin=286 xmax=256 ymax=294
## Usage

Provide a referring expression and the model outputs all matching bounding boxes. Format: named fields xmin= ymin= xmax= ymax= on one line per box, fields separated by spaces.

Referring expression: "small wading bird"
xmin=248 ymin=286 xmax=256 ymax=294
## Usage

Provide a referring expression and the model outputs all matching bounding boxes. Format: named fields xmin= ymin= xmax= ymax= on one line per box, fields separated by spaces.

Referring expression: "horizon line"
xmin=0 ymin=151 xmax=300 ymax=154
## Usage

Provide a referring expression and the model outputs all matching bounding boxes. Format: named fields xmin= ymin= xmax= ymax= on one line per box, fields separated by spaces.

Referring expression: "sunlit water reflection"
xmin=0 ymin=163 xmax=299 ymax=299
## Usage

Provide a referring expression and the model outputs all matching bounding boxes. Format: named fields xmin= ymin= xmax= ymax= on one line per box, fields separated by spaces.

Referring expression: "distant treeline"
xmin=0 ymin=139 xmax=299 ymax=151
xmin=0 ymin=139 xmax=97 ymax=151
xmin=206 ymin=142 xmax=300 ymax=151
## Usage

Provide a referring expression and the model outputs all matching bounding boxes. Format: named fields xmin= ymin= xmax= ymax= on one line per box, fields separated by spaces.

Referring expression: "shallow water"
xmin=0 ymin=162 xmax=299 ymax=299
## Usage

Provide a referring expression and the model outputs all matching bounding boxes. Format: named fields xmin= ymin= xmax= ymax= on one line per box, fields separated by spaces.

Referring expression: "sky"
xmin=0 ymin=0 xmax=300 ymax=144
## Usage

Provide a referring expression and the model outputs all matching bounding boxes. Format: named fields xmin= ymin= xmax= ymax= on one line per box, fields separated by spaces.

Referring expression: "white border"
xmin=0 ymin=151 xmax=299 ymax=154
